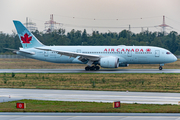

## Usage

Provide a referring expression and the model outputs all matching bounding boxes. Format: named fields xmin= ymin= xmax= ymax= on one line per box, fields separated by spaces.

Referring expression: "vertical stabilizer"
xmin=13 ymin=20 xmax=44 ymax=49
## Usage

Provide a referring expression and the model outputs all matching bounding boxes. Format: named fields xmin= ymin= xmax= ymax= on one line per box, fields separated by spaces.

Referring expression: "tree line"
xmin=1 ymin=29 xmax=180 ymax=54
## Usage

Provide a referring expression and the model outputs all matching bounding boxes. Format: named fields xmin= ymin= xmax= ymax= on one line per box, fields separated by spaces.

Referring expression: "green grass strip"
xmin=0 ymin=99 xmax=180 ymax=113
xmin=1 ymin=73 xmax=180 ymax=92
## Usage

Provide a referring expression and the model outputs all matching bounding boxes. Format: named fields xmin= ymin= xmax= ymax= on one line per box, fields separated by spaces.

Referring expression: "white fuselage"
xmin=17 ymin=45 xmax=177 ymax=65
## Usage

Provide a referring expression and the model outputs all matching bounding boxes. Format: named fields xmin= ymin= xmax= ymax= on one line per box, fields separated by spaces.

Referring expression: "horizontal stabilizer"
xmin=19 ymin=50 xmax=35 ymax=55
xmin=4 ymin=48 xmax=35 ymax=55
xmin=4 ymin=48 xmax=18 ymax=51
xmin=4 ymin=48 xmax=18 ymax=54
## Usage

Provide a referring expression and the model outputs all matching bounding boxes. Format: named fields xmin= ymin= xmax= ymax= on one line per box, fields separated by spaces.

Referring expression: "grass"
xmin=0 ymin=59 xmax=85 ymax=69
xmin=0 ymin=99 xmax=180 ymax=113
xmin=0 ymin=73 xmax=180 ymax=92
xmin=0 ymin=58 xmax=179 ymax=69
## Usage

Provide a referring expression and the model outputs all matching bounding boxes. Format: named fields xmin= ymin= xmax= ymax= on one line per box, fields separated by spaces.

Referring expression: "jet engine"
xmin=100 ymin=57 xmax=119 ymax=68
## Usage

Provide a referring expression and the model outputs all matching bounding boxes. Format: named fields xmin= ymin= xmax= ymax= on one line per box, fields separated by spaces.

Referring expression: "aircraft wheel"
xmin=85 ymin=66 xmax=100 ymax=71
xmin=90 ymin=66 xmax=95 ymax=71
xmin=85 ymin=66 xmax=90 ymax=71
xmin=95 ymin=66 xmax=100 ymax=71
xmin=159 ymin=66 xmax=162 ymax=70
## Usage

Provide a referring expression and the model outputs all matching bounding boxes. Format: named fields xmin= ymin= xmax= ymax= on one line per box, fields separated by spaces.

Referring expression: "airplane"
xmin=9 ymin=20 xmax=177 ymax=71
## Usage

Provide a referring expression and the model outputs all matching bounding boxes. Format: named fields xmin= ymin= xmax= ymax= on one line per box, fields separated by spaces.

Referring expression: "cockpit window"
xmin=166 ymin=52 xmax=171 ymax=54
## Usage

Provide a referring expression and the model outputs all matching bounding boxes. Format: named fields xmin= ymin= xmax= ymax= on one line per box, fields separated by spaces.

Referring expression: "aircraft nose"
xmin=165 ymin=54 xmax=177 ymax=63
xmin=174 ymin=55 xmax=177 ymax=62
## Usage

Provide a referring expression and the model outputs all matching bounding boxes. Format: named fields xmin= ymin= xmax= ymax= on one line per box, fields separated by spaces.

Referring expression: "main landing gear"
xmin=85 ymin=66 xmax=100 ymax=71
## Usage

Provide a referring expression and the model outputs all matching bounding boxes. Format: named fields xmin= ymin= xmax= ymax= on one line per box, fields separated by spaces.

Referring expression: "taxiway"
xmin=1 ymin=88 xmax=180 ymax=104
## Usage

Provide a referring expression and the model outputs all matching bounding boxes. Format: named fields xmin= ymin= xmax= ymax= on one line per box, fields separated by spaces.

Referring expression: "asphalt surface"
xmin=0 ymin=69 xmax=180 ymax=73
xmin=1 ymin=88 xmax=180 ymax=104
xmin=1 ymin=113 xmax=180 ymax=120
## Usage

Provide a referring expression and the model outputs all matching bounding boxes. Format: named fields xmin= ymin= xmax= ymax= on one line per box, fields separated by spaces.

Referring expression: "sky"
xmin=0 ymin=0 xmax=180 ymax=34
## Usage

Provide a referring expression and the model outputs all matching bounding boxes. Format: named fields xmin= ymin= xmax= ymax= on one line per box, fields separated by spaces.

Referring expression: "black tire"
xmin=159 ymin=66 xmax=162 ymax=70
xmin=95 ymin=66 xmax=100 ymax=71
xmin=94 ymin=66 xmax=97 ymax=71
xmin=90 ymin=66 xmax=95 ymax=71
xmin=85 ymin=66 xmax=90 ymax=71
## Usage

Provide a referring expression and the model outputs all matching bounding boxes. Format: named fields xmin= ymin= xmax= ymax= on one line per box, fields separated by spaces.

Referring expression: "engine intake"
xmin=100 ymin=57 xmax=119 ymax=68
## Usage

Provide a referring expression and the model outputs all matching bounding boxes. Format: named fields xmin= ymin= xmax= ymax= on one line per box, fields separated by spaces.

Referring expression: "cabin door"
xmin=127 ymin=51 xmax=132 ymax=57
xmin=155 ymin=50 xmax=160 ymax=57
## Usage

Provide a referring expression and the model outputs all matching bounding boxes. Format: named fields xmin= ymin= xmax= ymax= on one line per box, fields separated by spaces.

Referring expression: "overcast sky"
xmin=0 ymin=0 xmax=180 ymax=34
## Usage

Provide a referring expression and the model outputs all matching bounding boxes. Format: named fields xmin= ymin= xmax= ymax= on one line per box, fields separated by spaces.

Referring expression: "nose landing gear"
xmin=159 ymin=66 xmax=163 ymax=70
xmin=159 ymin=64 xmax=164 ymax=70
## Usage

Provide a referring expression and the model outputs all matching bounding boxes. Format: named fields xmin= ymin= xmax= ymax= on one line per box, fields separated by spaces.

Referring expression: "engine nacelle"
xmin=100 ymin=57 xmax=119 ymax=68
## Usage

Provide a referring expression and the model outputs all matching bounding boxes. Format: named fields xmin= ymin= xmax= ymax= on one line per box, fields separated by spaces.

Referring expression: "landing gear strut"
xmin=85 ymin=66 xmax=100 ymax=71
xmin=159 ymin=64 xmax=164 ymax=70
xmin=159 ymin=66 xmax=163 ymax=70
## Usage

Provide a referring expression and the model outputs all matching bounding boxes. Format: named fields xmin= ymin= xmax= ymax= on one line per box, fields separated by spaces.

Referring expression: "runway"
xmin=1 ymin=89 xmax=180 ymax=120
xmin=1 ymin=88 xmax=180 ymax=104
xmin=0 ymin=69 xmax=180 ymax=73
xmin=1 ymin=113 xmax=180 ymax=120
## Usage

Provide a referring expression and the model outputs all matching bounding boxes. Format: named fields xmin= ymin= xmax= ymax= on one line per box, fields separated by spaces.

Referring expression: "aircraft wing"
xmin=36 ymin=48 xmax=101 ymax=61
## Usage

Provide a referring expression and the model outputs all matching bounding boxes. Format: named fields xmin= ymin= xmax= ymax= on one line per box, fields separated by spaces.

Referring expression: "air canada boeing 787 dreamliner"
xmin=10 ymin=20 xmax=177 ymax=71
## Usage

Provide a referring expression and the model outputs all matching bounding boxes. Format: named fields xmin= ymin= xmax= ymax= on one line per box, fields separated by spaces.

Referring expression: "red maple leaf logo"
xmin=21 ymin=33 xmax=32 ymax=43
xmin=146 ymin=48 xmax=151 ymax=52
